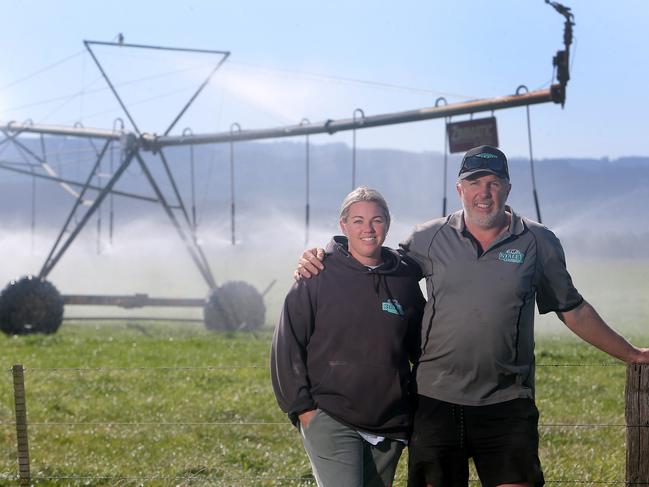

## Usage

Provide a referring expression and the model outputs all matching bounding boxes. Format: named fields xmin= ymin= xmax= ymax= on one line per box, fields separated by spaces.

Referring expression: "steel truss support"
xmin=33 ymin=137 xmax=217 ymax=288
xmin=1 ymin=39 xmax=229 ymax=290
xmin=0 ymin=161 xmax=161 ymax=204
xmin=133 ymin=151 xmax=216 ymax=289
xmin=39 ymin=140 xmax=127 ymax=278
xmin=0 ymin=126 xmax=115 ymax=203
xmin=83 ymin=40 xmax=230 ymax=136
xmin=0 ymin=127 xmax=160 ymax=203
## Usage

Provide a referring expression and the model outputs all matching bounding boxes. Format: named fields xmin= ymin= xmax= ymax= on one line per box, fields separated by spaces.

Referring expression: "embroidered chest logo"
xmin=498 ymin=249 xmax=525 ymax=264
xmin=382 ymin=299 xmax=404 ymax=316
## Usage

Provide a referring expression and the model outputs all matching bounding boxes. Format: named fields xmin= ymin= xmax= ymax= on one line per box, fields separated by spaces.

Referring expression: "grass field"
xmin=0 ymin=322 xmax=643 ymax=486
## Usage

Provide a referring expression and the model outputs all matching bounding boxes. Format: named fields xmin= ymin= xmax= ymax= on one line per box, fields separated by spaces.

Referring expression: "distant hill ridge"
xmin=0 ymin=137 xmax=648 ymax=257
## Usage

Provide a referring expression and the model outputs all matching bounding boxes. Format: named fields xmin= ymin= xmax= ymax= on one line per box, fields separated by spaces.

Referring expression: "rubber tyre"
xmin=203 ymin=281 xmax=265 ymax=331
xmin=0 ymin=276 xmax=64 ymax=335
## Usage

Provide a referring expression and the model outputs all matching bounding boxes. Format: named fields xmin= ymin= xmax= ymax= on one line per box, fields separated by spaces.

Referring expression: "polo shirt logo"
xmin=498 ymin=249 xmax=525 ymax=264
xmin=382 ymin=299 xmax=404 ymax=316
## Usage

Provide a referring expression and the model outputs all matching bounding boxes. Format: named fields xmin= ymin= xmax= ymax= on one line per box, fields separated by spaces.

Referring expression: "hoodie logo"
xmin=498 ymin=249 xmax=524 ymax=264
xmin=382 ymin=299 xmax=404 ymax=316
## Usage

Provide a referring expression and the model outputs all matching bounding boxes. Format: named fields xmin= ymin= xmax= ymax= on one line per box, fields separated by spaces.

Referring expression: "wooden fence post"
xmin=626 ymin=363 xmax=649 ymax=486
xmin=12 ymin=364 xmax=31 ymax=487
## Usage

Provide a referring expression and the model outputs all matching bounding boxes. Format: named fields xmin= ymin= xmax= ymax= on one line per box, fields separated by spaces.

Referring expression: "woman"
xmin=271 ymin=187 xmax=424 ymax=487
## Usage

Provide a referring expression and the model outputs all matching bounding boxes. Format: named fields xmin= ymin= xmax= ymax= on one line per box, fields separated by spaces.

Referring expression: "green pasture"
xmin=0 ymin=322 xmax=644 ymax=486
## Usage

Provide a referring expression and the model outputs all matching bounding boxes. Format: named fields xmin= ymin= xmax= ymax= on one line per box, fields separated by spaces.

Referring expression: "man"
xmin=296 ymin=145 xmax=649 ymax=487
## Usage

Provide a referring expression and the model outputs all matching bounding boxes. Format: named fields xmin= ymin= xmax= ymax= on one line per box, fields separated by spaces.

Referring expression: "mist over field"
xmin=0 ymin=138 xmax=647 ymax=334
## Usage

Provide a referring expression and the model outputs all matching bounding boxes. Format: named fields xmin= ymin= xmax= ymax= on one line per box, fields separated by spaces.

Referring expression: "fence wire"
xmin=1 ymin=361 xmax=644 ymax=485
xmin=0 ymin=474 xmax=643 ymax=485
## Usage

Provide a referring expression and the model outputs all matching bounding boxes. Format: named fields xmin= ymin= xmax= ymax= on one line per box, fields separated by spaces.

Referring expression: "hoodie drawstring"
xmin=369 ymin=269 xmax=382 ymax=296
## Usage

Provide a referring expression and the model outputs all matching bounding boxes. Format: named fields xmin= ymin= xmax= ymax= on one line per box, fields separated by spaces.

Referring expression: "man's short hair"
xmin=339 ymin=187 xmax=391 ymax=230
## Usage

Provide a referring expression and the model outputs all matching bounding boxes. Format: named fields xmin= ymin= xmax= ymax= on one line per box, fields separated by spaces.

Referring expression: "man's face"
xmin=339 ymin=201 xmax=388 ymax=265
xmin=456 ymin=173 xmax=511 ymax=229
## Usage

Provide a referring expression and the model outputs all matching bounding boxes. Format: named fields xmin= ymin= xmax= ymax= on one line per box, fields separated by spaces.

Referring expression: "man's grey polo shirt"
xmin=400 ymin=208 xmax=583 ymax=406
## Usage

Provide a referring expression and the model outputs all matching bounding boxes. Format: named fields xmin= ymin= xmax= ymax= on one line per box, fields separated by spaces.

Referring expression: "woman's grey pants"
xmin=300 ymin=409 xmax=404 ymax=487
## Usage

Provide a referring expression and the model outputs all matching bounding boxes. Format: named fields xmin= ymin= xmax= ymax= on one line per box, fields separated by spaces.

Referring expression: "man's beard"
xmin=463 ymin=202 xmax=504 ymax=229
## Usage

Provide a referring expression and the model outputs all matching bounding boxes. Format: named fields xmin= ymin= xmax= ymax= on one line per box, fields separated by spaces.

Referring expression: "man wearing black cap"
xmin=295 ymin=145 xmax=649 ymax=487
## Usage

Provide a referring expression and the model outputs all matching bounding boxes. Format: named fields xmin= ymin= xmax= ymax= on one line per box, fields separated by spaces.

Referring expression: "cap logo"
xmin=498 ymin=249 xmax=524 ymax=264
xmin=459 ymin=146 xmax=509 ymax=179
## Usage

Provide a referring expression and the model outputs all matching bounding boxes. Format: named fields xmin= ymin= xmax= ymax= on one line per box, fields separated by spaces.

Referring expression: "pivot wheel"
xmin=204 ymin=280 xmax=265 ymax=331
xmin=0 ymin=276 xmax=64 ymax=335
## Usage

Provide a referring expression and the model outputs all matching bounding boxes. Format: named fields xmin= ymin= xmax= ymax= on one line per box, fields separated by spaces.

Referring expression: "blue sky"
xmin=1 ymin=0 xmax=648 ymax=159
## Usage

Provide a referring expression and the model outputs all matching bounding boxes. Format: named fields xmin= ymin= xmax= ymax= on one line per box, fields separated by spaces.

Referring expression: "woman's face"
xmin=339 ymin=201 xmax=388 ymax=266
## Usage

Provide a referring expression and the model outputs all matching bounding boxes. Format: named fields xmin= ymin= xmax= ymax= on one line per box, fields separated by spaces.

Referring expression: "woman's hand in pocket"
xmin=299 ymin=409 xmax=317 ymax=428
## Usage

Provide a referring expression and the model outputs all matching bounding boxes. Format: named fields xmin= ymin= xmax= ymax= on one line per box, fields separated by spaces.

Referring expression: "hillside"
xmin=0 ymin=137 xmax=648 ymax=258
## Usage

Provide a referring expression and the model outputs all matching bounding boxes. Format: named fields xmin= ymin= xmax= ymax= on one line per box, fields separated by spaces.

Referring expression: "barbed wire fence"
xmin=1 ymin=362 xmax=647 ymax=486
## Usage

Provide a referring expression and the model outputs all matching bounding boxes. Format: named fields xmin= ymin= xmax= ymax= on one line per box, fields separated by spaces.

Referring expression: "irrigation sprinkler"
xmin=0 ymin=5 xmax=573 ymax=334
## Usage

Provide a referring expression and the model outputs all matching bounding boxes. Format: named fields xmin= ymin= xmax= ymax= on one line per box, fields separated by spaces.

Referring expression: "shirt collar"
xmin=449 ymin=206 xmax=526 ymax=236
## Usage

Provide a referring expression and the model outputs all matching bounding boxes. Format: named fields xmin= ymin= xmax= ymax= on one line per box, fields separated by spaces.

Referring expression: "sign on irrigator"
xmin=446 ymin=116 xmax=499 ymax=153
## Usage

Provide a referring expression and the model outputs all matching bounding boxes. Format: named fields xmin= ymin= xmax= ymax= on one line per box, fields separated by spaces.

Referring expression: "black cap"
xmin=458 ymin=145 xmax=509 ymax=180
